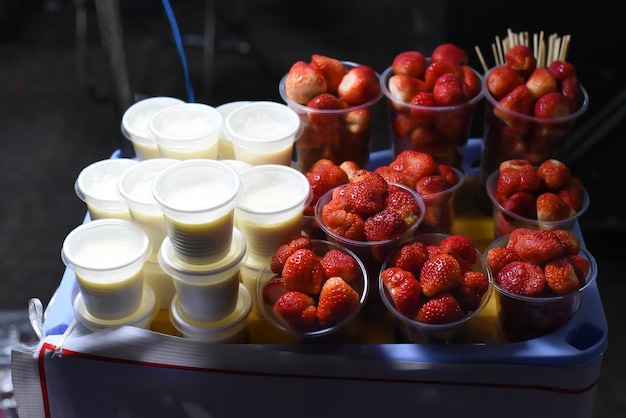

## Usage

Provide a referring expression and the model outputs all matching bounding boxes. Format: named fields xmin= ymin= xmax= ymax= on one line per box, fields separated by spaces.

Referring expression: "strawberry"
xmin=384 ymin=188 xmax=421 ymax=227
xmin=505 ymin=45 xmax=537 ymax=78
xmin=552 ymin=229 xmax=581 ymax=256
xmin=495 ymin=161 xmax=540 ymax=201
xmin=462 ymin=65 xmax=482 ymax=100
xmin=416 ymin=293 xmax=464 ymax=324
xmin=270 ymin=235 xmax=313 ymax=274
xmin=388 ymin=74 xmax=425 ymax=103
xmin=374 ymin=165 xmax=410 ymax=186
xmin=565 ymin=255 xmax=591 ymax=285
xmin=501 ymin=191 xmax=537 ymax=219
xmin=316 ymin=276 xmax=360 ymax=326
xmin=388 ymin=241 xmax=430 ymax=276
xmin=281 ymin=248 xmax=325 ymax=294
xmin=486 ymin=65 xmax=525 ymax=101
xmin=508 ymin=229 xmax=565 ymax=265
xmin=320 ymin=197 xmax=366 ymax=241
xmin=415 ymin=175 xmax=452 ymax=205
xmin=306 ymin=93 xmax=349 ymax=126
xmin=364 ymin=208 xmax=407 ymax=241
xmin=419 ymin=253 xmax=463 ymax=297
xmin=486 ymin=246 xmax=520 ymax=276
xmin=431 ymin=43 xmax=468 ymax=66
xmin=561 ymin=75 xmax=584 ymax=111
xmin=496 ymin=261 xmax=546 ymax=297
xmin=344 ymin=107 xmax=372 ymax=135
xmin=534 ymin=92 xmax=572 ymax=119
xmin=381 ymin=267 xmax=422 ymax=317
xmin=548 ymin=60 xmax=577 ymax=81
xmin=342 ymin=181 xmax=385 ymax=217
xmin=337 ymin=65 xmax=381 ymax=105
xmin=558 ymin=177 xmax=584 ymax=211
xmin=339 ymin=160 xmax=361 ymax=180
xmin=262 ymin=275 xmax=287 ymax=305
xmin=456 ymin=270 xmax=489 ymax=311
xmin=305 ymin=161 xmax=349 ymax=206
xmin=544 ymin=258 xmax=580 ymax=295
xmin=273 ymin=291 xmax=318 ymax=332
xmin=424 ymin=61 xmax=463 ymax=90
xmin=409 ymin=91 xmax=438 ymax=121
xmin=537 ymin=159 xmax=571 ymax=190
xmin=495 ymin=85 xmax=534 ymax=131
xmin=392 ymin=50 xmax=427 ymax=78
xmin=320 ymin=249 xmax=361 ymax=285
xmin=432 ymin=72 xmax=465 ymax=106
xmin=310 ymin=54 xmax=348 ymax=94
xmin=536 ymin=192 xmax=575 ymax=222
xmin=349 ymin=169 xmax=389 ymax=196
xmin=525 ymin=67 xmax=558 ymax=100
xmin=439 ymin=234 xmax=478 ymax=272
xmin=284 ymin=61 xmax=327 ymax=105
xmin=388 ymin=150 xmax=438 ymax=188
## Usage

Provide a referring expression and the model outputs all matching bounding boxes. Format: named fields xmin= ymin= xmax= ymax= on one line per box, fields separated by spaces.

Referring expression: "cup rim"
xmin=279 ymin=60 xmax=384 ymax=113
xmin=255 ymin=238 xmax=369 ymax=337
xmin=118 ymin=158 xmax=179 ymax=208
xmin=485 ymin=169 xmax=590 ymax=226
xmin=482 ymin=66 xmax=589 ymax=123
xmin=75 ymin=158 xmax=138 ymax=205
xmin=148 ymin=103 xmax=223 ymax=144
xmin=121 ymin=96 xmax=185 ymax=143
xmin=314 ymin=182 xmax=427 ymax=247
xmin=484 ymin=233 xmax=598 ymax=302
xmin=379 ymin=63 xmax=485 ymax=111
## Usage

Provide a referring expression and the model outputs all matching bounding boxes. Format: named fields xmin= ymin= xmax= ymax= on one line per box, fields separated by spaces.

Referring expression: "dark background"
xmin=1 ymin=1 xmax=623 ymax=416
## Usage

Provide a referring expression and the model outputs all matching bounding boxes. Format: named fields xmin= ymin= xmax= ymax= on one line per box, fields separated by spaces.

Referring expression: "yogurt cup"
xmin=152 ymin=159 xmax=241 ymax=263
xmin=158 ymin=228 xmax=247 ymax=322
xmin=216 ymin=101 xmax=252 ymax=160
xmin=149 ymin=103 xmax=223 ymax=160
xmin=143 ymin=259 xmax=176 ymax=310
xmin=61 ymin=219 xmax=152 ymax=320
xmin=121 ymin=96 xmax=185 ymax=160
xmin=73 ymin=284 xmax=159 ymax=331
xmin=169 ymin=284 xmax=251 ymax=343
xmin=75 ymin=158 xmax=138 ymax=220
xmin=225 ymin=101 xmax=301 ymax=166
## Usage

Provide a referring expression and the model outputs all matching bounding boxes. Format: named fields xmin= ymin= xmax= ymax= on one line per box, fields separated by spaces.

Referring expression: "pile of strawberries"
xmin=260 ymin=235 xmax=364 ymax=333
xmin=381 ymin=234 xmax=490 ymax=324
xmin=283 ymin=54 xmax=382 ymax=171
xmin=490 ymin=158 xmax=586 ymax=235
xmin=486 ymin=227 xmax=591 ymax=297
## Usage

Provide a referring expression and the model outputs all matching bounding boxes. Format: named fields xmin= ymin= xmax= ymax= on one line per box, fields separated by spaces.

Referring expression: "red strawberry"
xmin=508 ymin=229 xmax=565 ymax=265
xmin=306 ymin=93 xmax=348 ymax=126
xmin=438 ymin=234 xmax=478 ymax=272
xmin=306 ymin=161 xmax=349 ymax=205
xmin=339 ymin=160 xmax=361 ymax=180
xmin=486 ymin=246 xmax=520 ymax=275
xmin=364 ymin=208 xmax=407 ymax=241
xmin=337 ymin=65 xmax=381 ymax=105
xmin=501 ymin=191 xmax=537 ymax=219
xmin=284 ymin=61 xmax=327 ymax=105
xmin=536 ymin=192 xmax=575 ymax=222
xmin=565 ymin=255 xmax=591 ymax=285
xmin=374 ymin=165 xmax=410 ymax=186
xmin=281 ymin=248 xmax=325 ymax=294
xmin=558 ymin=177 xmax=584 ymax=211
xmin=388 ymin=74 xmax=425 ymax=103
xmin=552 ymin=229 xmax=581 ymax=256
xmin=462 ymin=65 xmax=482 ymax=100
xmin=505 ymin=45 xmax=537 ymax=78
xmin=273 ymin=291 xmax=318 ymax=332
xmin=496 ymin=261 xmax=546 ymax=297
xmin=495 ymin=85 xmax=534 ymax=131
xmin=495 ymin=161 xmax=540 ymax=201
xmin=415 ymin=175 xmax=452 ymax=205
xmin=384 ymin=188 xmax=421 ymax=227
xmin=544 ymin=258 xmax=580 ymax=295
xmin=419 ymin=253 xmax=463 ymax=297
xmin=389 ymin=150 xmax=438 ymax=188
xmin=381 ymin=267 xmax=422 ymax=317
xmin=262 ymin=275 xmax=287 ymax=305
xmin=320 ymin=249 xmax=361 ymax=284
xmin=388 ymin=241 xmax=430 ymax=276
xmin=486 ymin=65 xmax=525 ymax=101
xmin=548 ymin=60 xmax=577 ymax=81
xmin=320 ymin=197 xmax=366 ymax=240
xmin=431 ymin=43 xmax=468 ymax=66
xmin=456 ymin=270 xmax=489 ymax=311
xmin=409 ymin=91 xmax=438 ymax=121
xmin=316 ymin=276 xmax=360 ymax=326
xmin=433 ymin=72 xmax=465 ymax=106
xmin=344 ymin=107 xmax=372 ymax=135
xmin=424 ymin=61 xmax=463 ymax=90
xmin=349 ymin=169 xmax=389 ymax=195
xmin=310 ymin=54 xmax=348 ymax=94
xmin=416 ymin=293 xmax=464 ymax=324
xmin=561 ymin=76 xmax=583 ymax=111
xmin=537 ymin=159 xmax=571 ymax=190
xmin=392 ymin=50 xmax=427 ymax=78
xmin=270 ymin=236 xmax=313 ymax=274
xmin=342 ymin=181 xmax=385 ymax=217
xmin=525 ymin=67 xmax=558 ymax=100
xmin=534 ymin=92 xmax=572 ymax=119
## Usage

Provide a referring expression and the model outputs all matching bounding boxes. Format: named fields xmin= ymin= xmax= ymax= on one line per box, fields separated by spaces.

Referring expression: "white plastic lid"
xmin=169 ymin=284 xmax=251 ymax=342
xmin=149 ymin=103 xmax=223 ymax=150
xmin=118 ymin=158 xmax=179 ymax=214
xmin=121 ymin=96 xmax=185 ymax=145
xmin=73 ymin=285 xmax=158 ymax=331
xmin=75 ymin=158 xmax=138 ymax=214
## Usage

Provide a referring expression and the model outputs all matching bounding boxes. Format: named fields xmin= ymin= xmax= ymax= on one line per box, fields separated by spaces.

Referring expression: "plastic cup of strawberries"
xmin=256 ymin=237 xmax=369 ymax=342
xmin=485 ymin=158 xmax=590 ymax=237
xmin=279 ymin=55 xmax=383 ymax=172
xmin=484 ymin=228 xmax=597 ymax=342
xmin=379 ymin=233 xmax=493 ymax=344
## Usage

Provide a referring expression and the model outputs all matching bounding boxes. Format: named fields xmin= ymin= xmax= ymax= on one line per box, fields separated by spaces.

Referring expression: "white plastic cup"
xmin=61 ymin=219 xmax=152 ymax=320
xmin=158 ymin=228 xmax=247 ymax=322
xmin=225 ymin=101 xmax=301 ymax=166
xmin=75 ymin=158 xmax=138 ymax=220
xmin=143 ymin=259 xmax=176 ymax=310
xmin=235 ymin=164 xmax=312 ymax=265
xmin=216 ymin=101 xmax=252 ymax=160
xmin=118 ymin=158 xmax=179 ymax=260
xmin=152 ymin=159 xmax=241 ymax=263
xmin=121 ymin=96 xmax=185 ymax=160
xmin=149 ymin=103 xmax=223 ymax=159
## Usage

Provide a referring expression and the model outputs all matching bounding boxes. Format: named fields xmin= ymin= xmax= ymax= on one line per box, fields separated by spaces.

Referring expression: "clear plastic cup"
xmin=416 ymin=167 xmax=465 ymax=234
xmin=151 ymin=159 xmax=241 ymax=263
xmin=235 ymin=164 xmax=312 ymax=265
xmin=143 ymin=259 xmax=176 ymax=310
xmin=168 ymin=284 xmax=251 ymax=343
xmin=149 ymin=103 xmax=223 ymax=160
xmin=117 ymin=158 xmax=179 ymax=260
xmin=121 ymin=96 xmax=185 ymax=160
xmin=158 ymin=228 xmax=247 ymax=322
xmin=216 ymin=101 xmax=252 ymax=160
xmin=279 ymin=60 xmax=383 ymax=172
xmin=224 ymin=101 xmax=301 ymax=166
xmin=75 ymin=158 xmax=138 ymax=221
xmin=61 ymin=219 xmax=152 ymax=320
xmin=380 ymin=63 xmax=484 ymax=169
